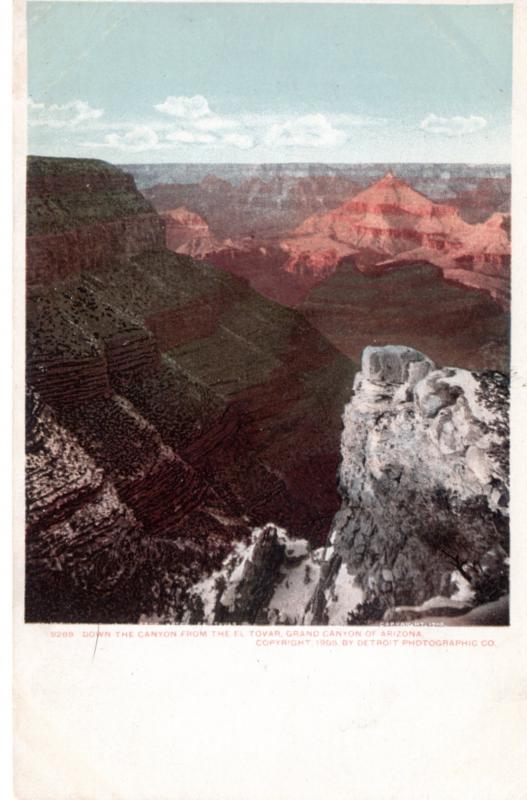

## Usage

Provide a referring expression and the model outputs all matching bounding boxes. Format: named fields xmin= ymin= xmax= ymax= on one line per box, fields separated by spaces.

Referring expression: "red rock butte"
xmin=281 ymin=172 xmax=510 ymax=308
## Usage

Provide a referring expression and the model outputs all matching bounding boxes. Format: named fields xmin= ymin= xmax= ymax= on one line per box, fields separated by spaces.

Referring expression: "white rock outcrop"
xmin=330 ymin=345 xmax=509 ymax=622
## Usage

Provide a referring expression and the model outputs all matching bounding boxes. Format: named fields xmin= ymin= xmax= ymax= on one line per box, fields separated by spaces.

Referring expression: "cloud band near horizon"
xmin=27 ymin=94 xmax=508 ymax=163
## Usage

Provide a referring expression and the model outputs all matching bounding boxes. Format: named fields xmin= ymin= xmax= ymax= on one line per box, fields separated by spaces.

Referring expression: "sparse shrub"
xmin=472 ymin=565 xmax=509 ymax=606
xmin=347 ymin=596 xmax=386 ymax=625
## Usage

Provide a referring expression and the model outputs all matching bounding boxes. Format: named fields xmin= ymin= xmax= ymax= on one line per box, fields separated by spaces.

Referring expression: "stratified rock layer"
xmin=161 ymin=207 xmax=225 ymax=258
xmin=145 ymin=174 xmax=363 ymax=239
xmin=26 ymin=156 xmax=166 ymax=284
xmin=149 ymin=168 xmax=510 ymax=372
xmin=281 ymin=173 xmax=511 ymax=307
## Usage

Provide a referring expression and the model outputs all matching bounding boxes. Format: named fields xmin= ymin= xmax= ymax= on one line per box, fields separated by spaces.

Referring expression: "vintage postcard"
xmin=13 ymin=0 xmax=527 ymax=797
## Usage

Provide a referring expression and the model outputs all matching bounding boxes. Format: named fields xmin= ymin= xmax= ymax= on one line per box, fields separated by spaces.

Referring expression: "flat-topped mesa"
xmin=26 ymin=156 xmax=166 ymax=286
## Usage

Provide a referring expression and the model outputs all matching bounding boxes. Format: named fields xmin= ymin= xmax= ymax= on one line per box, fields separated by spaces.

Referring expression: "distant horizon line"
xmin=26 ymin=154 xmax=512 ymax=170
xmin=115 ymin=160 xmax=511 ymax=168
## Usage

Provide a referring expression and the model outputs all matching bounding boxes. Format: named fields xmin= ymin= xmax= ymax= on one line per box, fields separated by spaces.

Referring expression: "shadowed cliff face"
xmin=298 ymin=261 xmax=509 ymax=373
xmin=25 ymin=156 xmax=356 ymax=623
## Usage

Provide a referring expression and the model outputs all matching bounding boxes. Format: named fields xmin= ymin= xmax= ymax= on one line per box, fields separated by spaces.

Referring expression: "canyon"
xmin=129 ymin=162 xmax=510 ymax=228
xmin=135 ymin=164 xmax=510 ymax=373
xmin=25 ymin=157 xmax=510 ymax=624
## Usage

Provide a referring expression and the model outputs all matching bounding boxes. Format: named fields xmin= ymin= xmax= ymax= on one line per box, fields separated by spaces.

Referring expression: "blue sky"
xmin=27 ymin=2 xmax=513 ymax=163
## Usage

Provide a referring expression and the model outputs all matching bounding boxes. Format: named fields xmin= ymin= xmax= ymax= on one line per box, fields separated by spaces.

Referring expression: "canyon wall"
xmin=25 ymin=157 xmax=356 ymax=622
xmin=27 ymin=156 xmax=166 ymax=284
xmin=144 ymin=174 xmax=363 ymax=238
xmin=25 ymin=157 xmax=510 ymax=625
xmin=128 ymin=162 xmax=510 ymax=227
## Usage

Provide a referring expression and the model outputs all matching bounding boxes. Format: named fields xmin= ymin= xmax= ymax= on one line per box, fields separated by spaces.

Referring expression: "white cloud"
xmin=332 ymin=113 xmax=388 ymax=128
xmin=84 ymin=125 xmax=159 ymax=152
xmin=155 ymin=94 xmax=238 ymax=136
xmin=419 ymin=113 xmax=488 ymax=137
xmin=193 ymin=115 xmax=237 ymax=131
xmin=28 ymin=98 xmax=104 ymax=128
xmin=264 ymin=113 xmax=346 ymax=148
xmin=222 ymin=132 xmax=254 ymax=150
xmin=165 ymin=130 xmax=216 ymax=144
xmin=29 ymin=94 xmax=397 ymax=158
xmin=154 ymin=94 xmax=211 ymax=119
xmin=28 ymin=98 xmax=45 ymax=111
xmin=83 ymin=125 xmax=222 ymax=151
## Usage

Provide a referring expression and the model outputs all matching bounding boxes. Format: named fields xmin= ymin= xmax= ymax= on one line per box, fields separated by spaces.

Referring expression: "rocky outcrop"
xmin=174 ymin=523 xmax=365 ymax=626
xmin=183 ymin=346 xmax=509 ymax=625
xmin=161 ymin=206 xmax=227 ymax=258
xmin=168 ymin=525 xmax=323 ymax=625
xmin=322 ymin=345 xmax=509 ymax=623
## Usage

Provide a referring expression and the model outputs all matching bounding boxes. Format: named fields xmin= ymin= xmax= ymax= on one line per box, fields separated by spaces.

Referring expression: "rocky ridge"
xmin=161 ymin=207 xmax=228 ymax=258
